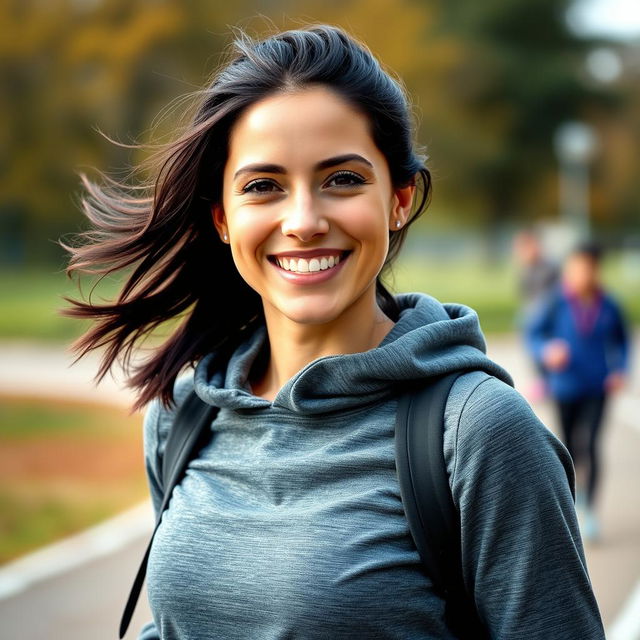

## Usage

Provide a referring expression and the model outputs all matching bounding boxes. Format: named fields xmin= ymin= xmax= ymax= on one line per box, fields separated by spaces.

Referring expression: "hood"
xmin=193 ymin=292 xmax=513 ymax=416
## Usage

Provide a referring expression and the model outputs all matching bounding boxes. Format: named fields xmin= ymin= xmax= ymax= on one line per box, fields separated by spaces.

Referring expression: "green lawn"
xmin=388 ymin=257 xmax=518 ymax=333
xmin=0 ymin=396 xmax=146 ymax=563
xmin=0 ymin=258 xmax=637 ymax=341
xmin=389 ymin=254 xmax=639 ymax=334
xmin=0 ymin=269 xmax=120 ymax=341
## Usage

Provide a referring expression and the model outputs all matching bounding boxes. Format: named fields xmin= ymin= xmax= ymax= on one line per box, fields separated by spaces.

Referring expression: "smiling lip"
xmin=269 ymin=249 xmax=351 ymax=283
xmin=270 ymin=248 xmax=349 ymax=259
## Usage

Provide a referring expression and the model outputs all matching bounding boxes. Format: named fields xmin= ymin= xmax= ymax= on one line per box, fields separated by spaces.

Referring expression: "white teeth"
xmin=275 ymin=254 xmax=344 ymax=273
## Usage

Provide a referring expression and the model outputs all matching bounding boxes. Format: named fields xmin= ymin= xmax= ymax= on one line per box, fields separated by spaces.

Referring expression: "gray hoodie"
xmin=138 ymin=293 xmax=604 ymax=639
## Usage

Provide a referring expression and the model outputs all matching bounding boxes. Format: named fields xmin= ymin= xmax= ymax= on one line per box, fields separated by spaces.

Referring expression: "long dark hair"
xmin=63 ymin=24 xmax=432 ymax=410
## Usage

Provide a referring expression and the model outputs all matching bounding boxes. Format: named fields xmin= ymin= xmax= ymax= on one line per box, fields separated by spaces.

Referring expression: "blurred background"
xmin=0 ymin=0 xmax=638 ymax=638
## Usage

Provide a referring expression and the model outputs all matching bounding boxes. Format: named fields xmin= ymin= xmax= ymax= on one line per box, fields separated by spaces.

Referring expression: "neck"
xmin=251 ymin=289 xmax=395 ymax=401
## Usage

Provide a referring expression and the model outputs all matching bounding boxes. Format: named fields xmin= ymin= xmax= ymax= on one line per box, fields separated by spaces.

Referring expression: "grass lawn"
xmin=0 ymin=396 xmax=147 ymax=564
xmin=389 ymin=254 xmax=640 ymax=334
xmin=0 ymin=257 xmax=638 ymax=341
xmin=388 ymin=257 xmax=518 ymax=333
xmin=0 ymin=269 xmax=121 ymax=342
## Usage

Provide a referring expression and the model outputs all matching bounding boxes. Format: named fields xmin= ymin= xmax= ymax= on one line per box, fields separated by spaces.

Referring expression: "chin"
xmin=283 ymin=307 xmax=343 ymax=327
xmin=273 ymin=297 xmax=346 ymax=327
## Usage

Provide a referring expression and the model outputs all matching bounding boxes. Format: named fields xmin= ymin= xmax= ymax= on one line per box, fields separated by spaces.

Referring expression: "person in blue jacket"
xmin=64 ymin=25 xmax=605 ymax=639
xmin=526 ymin=242 xmax=630 ymax=541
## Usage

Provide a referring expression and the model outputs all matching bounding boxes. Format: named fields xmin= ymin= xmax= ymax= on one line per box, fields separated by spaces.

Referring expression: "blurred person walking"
xmin=513 ymin=229 xmax=559 ymax=401
xmin=513 ymin=229 xmax=559 ymax=317
xmin=526 ymin=243 xmax=630 ymax=542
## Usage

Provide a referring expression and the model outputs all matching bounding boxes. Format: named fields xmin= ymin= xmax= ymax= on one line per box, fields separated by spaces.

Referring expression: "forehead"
xmin=225 ymin=86 xmax=380 ymax=169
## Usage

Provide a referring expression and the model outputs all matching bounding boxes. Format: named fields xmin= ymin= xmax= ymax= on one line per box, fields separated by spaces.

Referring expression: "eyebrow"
xmin=233 ymin=153 xmax=374 ymax=180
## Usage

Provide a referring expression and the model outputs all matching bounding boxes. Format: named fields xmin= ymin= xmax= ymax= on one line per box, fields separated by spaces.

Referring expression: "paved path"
xmin=0 ymin=510 xmax=153 ymax=640
xmin=0 ymin=341 xmax=133 ymax=407
xmin=0 ymin=336 xmax=638 ymax=638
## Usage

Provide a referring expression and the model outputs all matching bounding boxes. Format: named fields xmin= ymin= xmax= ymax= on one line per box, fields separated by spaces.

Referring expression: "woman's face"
xmin=213 ymin=86 xmax=414 ymax=328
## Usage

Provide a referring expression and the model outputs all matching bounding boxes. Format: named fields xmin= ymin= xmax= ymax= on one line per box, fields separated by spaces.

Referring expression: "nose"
xmin=280 ymin=190 xmax=329 ymax=242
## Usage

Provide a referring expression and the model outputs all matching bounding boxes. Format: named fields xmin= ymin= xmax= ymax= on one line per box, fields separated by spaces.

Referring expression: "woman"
xmin=65 ymin=25 xmax=604 ymax=639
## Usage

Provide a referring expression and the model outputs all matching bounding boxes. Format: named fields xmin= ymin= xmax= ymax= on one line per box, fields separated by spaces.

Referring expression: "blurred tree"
xmin=0 ymin=0 xmax=636 ymax=266
xmin=587 ymin=43 xmax=640 ymax=233
xmin=0 ymin=0 xmax=188 ymax=263
xmin=424 ymin=0 xmax=615 ymax=229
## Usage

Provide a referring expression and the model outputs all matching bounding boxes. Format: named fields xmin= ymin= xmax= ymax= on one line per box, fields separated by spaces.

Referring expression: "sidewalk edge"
xmin=0 ymin=500 xmax=152 ymax=600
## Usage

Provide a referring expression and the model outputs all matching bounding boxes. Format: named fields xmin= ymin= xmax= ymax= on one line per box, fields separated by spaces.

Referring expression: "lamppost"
xmin=553 ymin=121 xmax=598 ymax=242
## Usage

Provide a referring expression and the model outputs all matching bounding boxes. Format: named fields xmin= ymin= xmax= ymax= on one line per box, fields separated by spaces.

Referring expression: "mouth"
xmin=268 ymin=250 xmax=351 ymax=274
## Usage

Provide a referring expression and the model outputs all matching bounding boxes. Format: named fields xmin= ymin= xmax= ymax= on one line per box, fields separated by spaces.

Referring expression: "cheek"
xmin=226 ymin=211 xmax=272 ymax=278
xmin=341 ymin=199 xmax=390 ymax=254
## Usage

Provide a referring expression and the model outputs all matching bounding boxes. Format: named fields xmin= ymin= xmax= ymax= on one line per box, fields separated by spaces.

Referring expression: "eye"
xmin=324 ymin=170 xmax=367 ymax=188
xmin=241 ymin=179 xmax=282 ymax=195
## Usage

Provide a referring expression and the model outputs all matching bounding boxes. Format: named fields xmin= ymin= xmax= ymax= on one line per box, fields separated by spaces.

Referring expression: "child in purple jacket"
xmin=526 ymin=243 xmax=630 ymax=541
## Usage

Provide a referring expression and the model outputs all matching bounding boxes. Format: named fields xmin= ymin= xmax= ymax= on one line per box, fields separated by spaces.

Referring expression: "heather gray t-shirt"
xmin=137 ymin=293 xmax=604 ymax=639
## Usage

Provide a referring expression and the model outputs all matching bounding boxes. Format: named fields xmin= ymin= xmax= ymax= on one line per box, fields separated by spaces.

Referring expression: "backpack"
xmin=119 ymin=372 xmax=487 ymax=639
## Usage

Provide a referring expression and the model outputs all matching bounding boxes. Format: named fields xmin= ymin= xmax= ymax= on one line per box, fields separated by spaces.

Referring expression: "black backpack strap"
xmin=160 ymin=391 xmax=219 ymax=491
xmin=119 ymin=391 xmax=218 ymax=638
xmin=395 ymin=373 xmax=487 ymax=639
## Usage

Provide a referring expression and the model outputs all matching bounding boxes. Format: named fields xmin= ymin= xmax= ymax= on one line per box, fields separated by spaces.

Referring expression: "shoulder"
xmin=443 ymin=371 xmax=572 ymax=497
xmin=541 ymin=286 xmax=566 ymax=312
xmin=526 ymin=287 xmax=565 ymax=324
xmin=444 ymin=371 xmax=540 ymax=444
xmin=601 ymin=291 xmax=625 ymax=316
xmin=142 ymin=372 xmax=195 ymax=461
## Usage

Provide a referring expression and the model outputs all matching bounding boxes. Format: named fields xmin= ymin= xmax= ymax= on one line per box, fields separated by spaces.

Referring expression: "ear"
xmin=389 ymin=183 xmax=416 ymax=231
xmin=211 ymin=204 xmax=229 ymax=243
